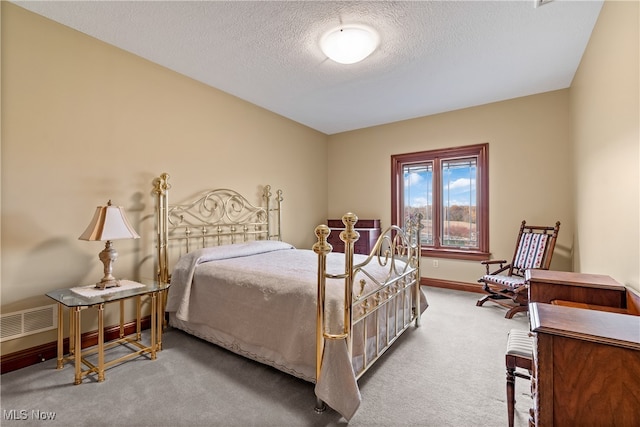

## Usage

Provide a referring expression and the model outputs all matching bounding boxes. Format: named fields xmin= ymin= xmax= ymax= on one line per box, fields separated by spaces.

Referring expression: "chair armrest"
xmin=480 ymin=259 xmax=508 ymax=275
xmin=481 ymin=259 xmax=507 ymax=265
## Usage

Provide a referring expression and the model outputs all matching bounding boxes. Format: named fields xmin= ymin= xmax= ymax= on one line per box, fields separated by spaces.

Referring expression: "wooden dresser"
xmin=527 ymin=270 xmax=629 ymax=308
xmin=327 ymin=219 xmax=381 ymax=255
xmin=527 ymin=271 xmax=640 ymax=426
xmin=529 ymin=303 xmax=640 ymax=426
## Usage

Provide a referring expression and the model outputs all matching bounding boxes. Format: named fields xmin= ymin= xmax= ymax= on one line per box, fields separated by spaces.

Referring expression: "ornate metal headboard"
xmin=152 ymin=173 xmax=283 ymax=283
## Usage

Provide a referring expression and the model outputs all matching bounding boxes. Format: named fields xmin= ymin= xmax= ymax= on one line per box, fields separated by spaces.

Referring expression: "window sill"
xmin=421 ymin=247 xmax=490 ymax=261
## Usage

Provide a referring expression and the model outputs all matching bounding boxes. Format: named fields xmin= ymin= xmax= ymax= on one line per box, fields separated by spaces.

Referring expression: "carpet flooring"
xmin=1 ymin=287 xmax=532 ymax=426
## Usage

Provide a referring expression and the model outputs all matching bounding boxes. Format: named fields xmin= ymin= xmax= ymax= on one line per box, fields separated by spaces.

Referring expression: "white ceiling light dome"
xmin=320 ymin=24 xmax=380 ymax=65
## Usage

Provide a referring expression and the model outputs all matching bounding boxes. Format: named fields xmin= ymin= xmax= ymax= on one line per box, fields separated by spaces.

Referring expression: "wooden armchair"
xmin=476 ymin=220 xmax=560 ymax=318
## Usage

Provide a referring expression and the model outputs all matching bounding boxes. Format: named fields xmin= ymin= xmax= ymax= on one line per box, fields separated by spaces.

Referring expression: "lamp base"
xmin=95 ymin=278 xmax=121 ymax=290
xmin=95 ymin=240 xmax=121 ymax=290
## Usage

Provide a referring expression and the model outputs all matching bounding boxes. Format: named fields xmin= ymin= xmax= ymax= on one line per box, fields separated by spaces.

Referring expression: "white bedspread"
xmin=166 ymin=240 xmax=420 ymax=420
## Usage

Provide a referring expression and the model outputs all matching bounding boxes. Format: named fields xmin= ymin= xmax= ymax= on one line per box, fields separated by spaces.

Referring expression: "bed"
xmin=152 ymin=173 xmax=426 ymax=420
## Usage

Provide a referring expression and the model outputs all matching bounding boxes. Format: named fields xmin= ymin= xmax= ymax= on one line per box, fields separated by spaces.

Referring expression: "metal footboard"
xmin=313 ymin=213 xmax=422 ymax=411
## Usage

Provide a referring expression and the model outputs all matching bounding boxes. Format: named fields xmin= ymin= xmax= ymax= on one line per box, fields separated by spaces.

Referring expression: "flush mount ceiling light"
xmin=320 ymin=24 xmax=379 ymax=65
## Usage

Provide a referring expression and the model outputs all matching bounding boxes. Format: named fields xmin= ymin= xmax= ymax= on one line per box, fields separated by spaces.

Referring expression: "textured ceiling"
xmin=13 ymin=1 xmax=604 ymax=135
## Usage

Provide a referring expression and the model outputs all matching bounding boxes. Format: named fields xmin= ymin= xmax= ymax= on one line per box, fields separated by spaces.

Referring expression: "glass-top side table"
xmin=46 ymin=280 xmax=170 ymax=385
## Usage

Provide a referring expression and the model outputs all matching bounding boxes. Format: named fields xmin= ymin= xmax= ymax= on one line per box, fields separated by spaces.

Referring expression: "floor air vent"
xmin=0 ymin=304 xmax=58 ymax=342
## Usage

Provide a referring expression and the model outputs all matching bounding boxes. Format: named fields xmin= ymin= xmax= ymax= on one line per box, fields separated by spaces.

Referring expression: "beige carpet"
xmin=0 ymin=287 xmax=531 ymax=426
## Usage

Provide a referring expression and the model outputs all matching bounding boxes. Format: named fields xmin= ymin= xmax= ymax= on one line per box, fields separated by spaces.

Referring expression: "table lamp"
xmin=79 ymin=200 xmax=140 ymax=289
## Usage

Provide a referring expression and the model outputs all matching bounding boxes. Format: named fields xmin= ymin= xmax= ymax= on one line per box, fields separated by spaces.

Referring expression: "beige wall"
xmin=1 ymin=3 xmax=328 ymax=354
xmin=2 ymin=0 xmax=638 ymax=357
xmin=327 ymin=91 xmax=575 ymax=284
xmin=325 ymin=0 xmax=639 ymax=290
xmin=570 ymin=0 xmax=639 ymax=291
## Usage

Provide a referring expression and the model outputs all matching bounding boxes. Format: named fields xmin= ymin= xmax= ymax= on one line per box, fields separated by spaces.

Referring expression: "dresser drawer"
xmin=327 ymin=219 xmax=380 ymax=229
xmin=326 ymin=219 xmax=381 ymax=255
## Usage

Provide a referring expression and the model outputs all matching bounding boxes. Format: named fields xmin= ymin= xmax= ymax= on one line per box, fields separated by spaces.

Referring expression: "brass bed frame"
xmin=152 ymin=173 xmax=423 ymax=414
xmin=153 ymin=172 xmax=283 ymax=284
xmin=313 ymin=213 xmax=423 ymax=412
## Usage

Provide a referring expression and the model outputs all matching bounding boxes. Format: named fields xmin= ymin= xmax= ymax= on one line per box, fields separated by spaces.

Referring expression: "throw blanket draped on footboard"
xmin=314 ymin=213 xmax=425 ymax=418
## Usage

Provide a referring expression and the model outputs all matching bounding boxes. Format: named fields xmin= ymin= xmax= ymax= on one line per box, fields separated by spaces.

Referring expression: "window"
xmin=391 ymin=143 xmax=489 ymax=260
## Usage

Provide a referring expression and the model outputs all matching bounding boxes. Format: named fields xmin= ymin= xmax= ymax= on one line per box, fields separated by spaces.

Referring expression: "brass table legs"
xmin=55 ymin=292 xmax=162 ymax=385
xmin=73 ymin=306 xmax=82 ymax=385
